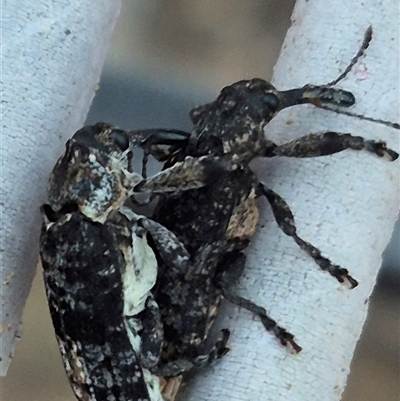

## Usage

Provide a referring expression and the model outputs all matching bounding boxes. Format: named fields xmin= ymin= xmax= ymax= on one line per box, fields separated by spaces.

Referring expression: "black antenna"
xmin=318 ymin=105 xmax=400 ymax=129
xmin=321 ymin=26 xmax=399 ymax=129
xmin=327 ymin=26 xmax=373 ymax=86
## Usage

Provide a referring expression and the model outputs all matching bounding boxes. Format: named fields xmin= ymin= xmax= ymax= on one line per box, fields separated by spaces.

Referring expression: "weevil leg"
xmin=127 ymin=128 xmax=191 ymax=148
xmin=126 ymin=128 xmax=190 ymax=176
xmin=118 ymin=207 xmax=191 ymax=272
xmin=145 ymin=145 xmax=177 ymax=163
xmin=257 ymin=184 xmax=359 ymax=288
xmin=190 ymin=328 xmax=230 ymax=368
xmin=155 ymin=329 xmax=230 ymax=378
xmin=215 ymin=252 xmax=301 ymax=352
xmin=264 ymin=132 xmax=398 ymax=161
xmin=134 ymin=155 xmax=233 ymax=194
xmin=140 ymin=217 xmax=190 ymax=272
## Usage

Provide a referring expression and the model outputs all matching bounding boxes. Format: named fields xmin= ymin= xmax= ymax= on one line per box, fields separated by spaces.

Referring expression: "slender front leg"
xmin=127 ymin=128 xmax=191 ymax=148
xmin=141 ymin=216 xmax=190 ymax=272
xmin=257 ymin=184 xmax=358 ymax=288
xmin=118 ymin=207 xmax=191 ymax=272
xmin=264 ymin=132 xmax=398 ymax=160
xmin=135 ymin=155 xmax=234 ymax=194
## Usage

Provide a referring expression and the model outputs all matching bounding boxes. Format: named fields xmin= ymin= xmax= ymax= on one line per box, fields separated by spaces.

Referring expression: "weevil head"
xmin=189 ymin=79 xmax=281 ymax=163
xmin=190 ymin=79 xmax=281 ymax=126
xmin=48 ymin=123 xmax=142 ymax=223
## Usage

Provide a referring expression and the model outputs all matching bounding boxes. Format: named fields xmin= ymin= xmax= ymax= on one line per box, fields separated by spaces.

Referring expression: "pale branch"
xmin=1 ymin=0 xmax=121 ymax=375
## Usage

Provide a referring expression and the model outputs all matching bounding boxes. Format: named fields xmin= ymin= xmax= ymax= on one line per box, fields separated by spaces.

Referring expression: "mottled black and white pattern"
xmin=40 ymin=124 xmax=194 ymax=401
xmin=41 ymin=209 xmax=162 ymax=401
xmin=129 ymin=27 xmax=399 ymax=399
xmin=40 ymin=27 xmax=399 ymax=401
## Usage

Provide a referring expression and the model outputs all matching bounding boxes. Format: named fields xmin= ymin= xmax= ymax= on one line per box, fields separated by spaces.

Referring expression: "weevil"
xmin=40 ymin=123 xmax=231 ymax=400
xmin=131 ymin=27 xmax=399 ymax=397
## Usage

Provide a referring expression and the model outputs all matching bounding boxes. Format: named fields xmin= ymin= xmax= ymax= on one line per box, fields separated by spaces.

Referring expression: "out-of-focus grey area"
xmin=3 ymin=2 xmax=398 ymax=400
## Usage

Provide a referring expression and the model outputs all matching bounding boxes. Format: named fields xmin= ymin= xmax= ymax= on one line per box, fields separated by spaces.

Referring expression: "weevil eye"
xmin=262 ymin=93 xmax=279 ymax=110
xmin=111 ymin=130 xmax=129 ymax=151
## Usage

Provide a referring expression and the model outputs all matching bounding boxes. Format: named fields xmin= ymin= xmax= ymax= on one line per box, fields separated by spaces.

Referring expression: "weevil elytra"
xmin=41 ymin=205 xmax=165 ymax=401
xmin=130 ymin=26 xmax=399 ymax=399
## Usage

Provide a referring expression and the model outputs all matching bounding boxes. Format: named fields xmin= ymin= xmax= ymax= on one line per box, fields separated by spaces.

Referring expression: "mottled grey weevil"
xmin=40 ymin=123 xmax=218 ymax=401
xmin=132 ymin=26 xmax=399 ymax=399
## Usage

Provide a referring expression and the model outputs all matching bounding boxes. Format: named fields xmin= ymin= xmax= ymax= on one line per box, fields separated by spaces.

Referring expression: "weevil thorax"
xmin=189 ymin=79 xmax=281 ymax=164
xmin=48 ymin=123 xmax=142 ymax=223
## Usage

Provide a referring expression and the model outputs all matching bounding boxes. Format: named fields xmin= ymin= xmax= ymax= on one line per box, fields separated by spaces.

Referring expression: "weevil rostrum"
xmin=132 ymin=26 xmax=399 ymax=399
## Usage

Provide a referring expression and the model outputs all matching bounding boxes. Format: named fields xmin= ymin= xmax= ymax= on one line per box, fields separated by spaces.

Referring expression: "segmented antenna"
xmin=327 ymin=26 xmax=373 ymax=86
xmin=323 ymin=26 xmax=399 ymax=129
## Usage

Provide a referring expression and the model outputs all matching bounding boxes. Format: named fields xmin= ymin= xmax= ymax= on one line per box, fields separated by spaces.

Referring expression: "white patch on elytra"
xmin=122 ymin=232 xmax=158 ymax=317
xmin=120 ymin=216 xmax=159 ymax=357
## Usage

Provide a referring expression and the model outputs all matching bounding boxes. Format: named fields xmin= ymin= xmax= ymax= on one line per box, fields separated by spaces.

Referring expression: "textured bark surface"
xmin=179 ymin=1 xmax=399 ymax=400
xmin=1 ymin=0 xmax=121 ymax=375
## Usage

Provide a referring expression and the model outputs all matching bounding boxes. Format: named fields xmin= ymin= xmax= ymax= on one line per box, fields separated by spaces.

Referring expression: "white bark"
xmin=0 ymin=0 xmax=121 ymax=375
xmin=180 ymin=1 xmax=399 ymax=401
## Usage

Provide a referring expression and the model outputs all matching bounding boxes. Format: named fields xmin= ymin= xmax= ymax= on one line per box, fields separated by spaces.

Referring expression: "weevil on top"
xmin=131 ymin=25 xmax=398 ymax=398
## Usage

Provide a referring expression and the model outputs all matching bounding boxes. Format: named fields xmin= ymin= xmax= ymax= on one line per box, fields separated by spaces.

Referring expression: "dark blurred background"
xmin=2 ymin=2 xmax=398 ymax=400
